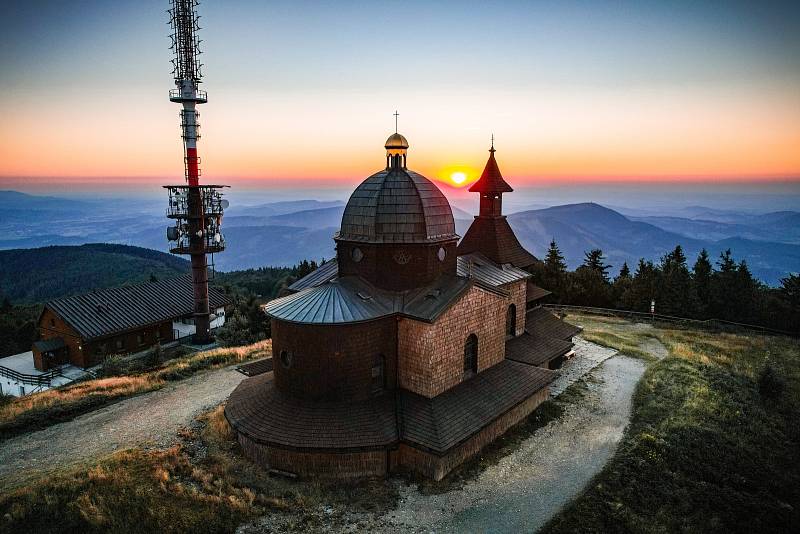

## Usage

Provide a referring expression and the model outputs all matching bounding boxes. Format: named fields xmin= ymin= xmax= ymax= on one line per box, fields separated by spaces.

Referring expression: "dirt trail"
xmin=371 ymin=354 xmax=647 ymax=533
xmin=0 ymin=365 xmax=246 ymax=491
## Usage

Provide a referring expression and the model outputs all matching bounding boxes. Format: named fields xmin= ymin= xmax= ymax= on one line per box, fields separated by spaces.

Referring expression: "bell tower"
xmin=457 ymin=137 xmax=538 ymax=269
xmin=470 ymin=136 xmax=513 ymax=218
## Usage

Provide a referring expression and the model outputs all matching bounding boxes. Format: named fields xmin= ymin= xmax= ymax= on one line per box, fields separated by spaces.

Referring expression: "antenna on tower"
xmin=163 ymin=0 xmax=227 ymax=346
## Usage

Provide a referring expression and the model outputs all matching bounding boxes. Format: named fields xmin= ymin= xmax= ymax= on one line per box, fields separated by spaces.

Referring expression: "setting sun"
xmin=451 ymin=171 xmax=467 ymax=185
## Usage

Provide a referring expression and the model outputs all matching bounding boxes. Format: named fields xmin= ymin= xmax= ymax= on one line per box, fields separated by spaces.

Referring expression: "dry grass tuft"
xmin=0 ymin=340 xmax=271 ymax=439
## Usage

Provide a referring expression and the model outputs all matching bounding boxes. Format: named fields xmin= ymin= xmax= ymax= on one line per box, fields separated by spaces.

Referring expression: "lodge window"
xmin=371 ymin=354 xmax=385 ymax=395
xmin=464 ymin=334 xmax=478 ymax=379
xmin=115 ymin=339 xmax=123 ymax=350
xmin=137 ymin=334 xmax=145 ymax=346
xmin=280 ymin=350 xmax=293 ymax=369
xmin=50 ymin=318 xmax=55 ymax=327
xmin=506 ymin=304 xmax=517 ymax=338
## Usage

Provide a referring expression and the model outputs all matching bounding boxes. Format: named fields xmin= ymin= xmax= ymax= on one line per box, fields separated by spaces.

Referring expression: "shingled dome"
xmin=337 ymin=168 xmax=457 ymax=243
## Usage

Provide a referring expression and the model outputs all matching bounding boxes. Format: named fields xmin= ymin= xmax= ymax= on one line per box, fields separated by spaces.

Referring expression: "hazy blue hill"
xmin=233 ymin=199 xmax=344 ymax=218
xmin=633 ymin=211 xmax=800 ymax=244
xmin=212 ymin=225 xmax=336 ymax=271
xmin=508 ymin=202 xmax=706 ymax=264
xmin=0 ymin=190 xmax=91 ymax=211
xmin=266 ymin=206 xmax=345 ymax=228
xmin=0 ymin=244 xmax=189 ymax=303
xmin=507 ymin=203 xmax=798 ymax=285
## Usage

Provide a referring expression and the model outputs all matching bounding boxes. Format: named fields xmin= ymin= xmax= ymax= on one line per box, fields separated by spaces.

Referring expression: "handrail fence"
xmin=543 ymin=304 xmax=797 ymax=338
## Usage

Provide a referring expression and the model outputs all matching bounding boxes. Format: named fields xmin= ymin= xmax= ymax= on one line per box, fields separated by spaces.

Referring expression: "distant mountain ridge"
xmin=507 ymin=203 xmax=799 ymax=285
xmin=0 ymin=243 xmax=189 ymax=303
xmin=0 ymin=191 xmax=797 ymax=286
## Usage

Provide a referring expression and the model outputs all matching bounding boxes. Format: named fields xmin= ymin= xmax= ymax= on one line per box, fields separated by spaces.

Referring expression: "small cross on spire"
xmin=490 ymin=133 xmax=496 ymax=153
xmin=394 ymin=110 xmax=399 ymax=133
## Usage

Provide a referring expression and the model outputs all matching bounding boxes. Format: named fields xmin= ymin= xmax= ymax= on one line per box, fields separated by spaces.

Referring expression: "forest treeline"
xmin=530 ymin=240 xmax=800 ymax=334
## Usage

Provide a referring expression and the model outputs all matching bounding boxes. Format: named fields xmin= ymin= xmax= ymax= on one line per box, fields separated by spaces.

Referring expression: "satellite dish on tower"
xmin=220 ymin=199 xmax=229 ymax=209
xmin=167 ymin=226 xmax=180 ymax=241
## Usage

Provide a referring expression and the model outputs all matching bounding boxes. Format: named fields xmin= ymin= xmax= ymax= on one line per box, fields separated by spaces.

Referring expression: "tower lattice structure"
xmin=164 ymin=0 xmax=227 ymax=345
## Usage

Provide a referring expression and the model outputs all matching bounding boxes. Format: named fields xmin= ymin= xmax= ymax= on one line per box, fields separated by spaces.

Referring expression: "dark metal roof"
xmin=287 ymin=259 xmax=339 ymax=292
xmin=46 ymin=275 xmax=230 ymax=340
xmin=457 ymin=215 xmax=538 ymax=268
xmin=525 ymin=307 xmax=582 ymax=341
xmin=225 ymin=372 xmax=398 ymax=450
xmin=505 ymin=332 xmax=573 ymax=367
xmin=266 ymin=274 xmax=478 ymax=325
xmin=457 ymin=253 xmax=530 ymax=287
xmin=336 ymin=168 xmax=457 ymax=244
xmin=400 ymin=360 xmax=555 ymax=454
xmin=33 ymin=337 xmax=65 ymax=353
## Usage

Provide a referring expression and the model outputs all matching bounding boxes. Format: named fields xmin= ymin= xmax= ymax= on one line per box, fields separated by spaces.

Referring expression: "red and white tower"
xmin=164 ymin=0 xmax=226 ymax=345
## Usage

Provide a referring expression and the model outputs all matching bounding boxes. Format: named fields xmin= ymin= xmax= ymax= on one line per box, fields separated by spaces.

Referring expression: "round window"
xmin=351 ymin=247 xmax=363 ymax=263
xmin=437 ymin=247 xmax=446 ymax=262
xmin=279 ymin=350 xmax=293 ymax=369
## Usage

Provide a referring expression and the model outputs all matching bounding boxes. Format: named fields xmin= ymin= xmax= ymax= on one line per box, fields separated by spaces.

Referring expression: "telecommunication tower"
xmin=164 ymin=0 xmax=227 ymax=345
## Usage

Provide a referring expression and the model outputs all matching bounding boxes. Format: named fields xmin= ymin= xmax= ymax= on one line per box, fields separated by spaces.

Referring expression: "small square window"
xmin=115 ymin=339 xmax=123 ymax=350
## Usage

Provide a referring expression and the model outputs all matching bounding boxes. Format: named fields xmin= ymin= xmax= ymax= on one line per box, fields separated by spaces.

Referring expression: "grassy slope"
xmin=542 ymin=314 xmax=800 ymax=534
xmin=0 ymin=405 xmax=397 ymax=534
xmin=0 ymin=341 xmax=271 ymax=439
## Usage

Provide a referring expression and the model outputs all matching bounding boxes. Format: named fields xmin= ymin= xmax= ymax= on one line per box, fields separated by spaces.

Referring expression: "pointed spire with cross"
xmin=490 ymin=133 xmax=495 ymax=153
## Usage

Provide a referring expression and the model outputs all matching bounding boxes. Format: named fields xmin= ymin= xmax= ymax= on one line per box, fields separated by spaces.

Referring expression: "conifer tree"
xmin=542 ymin=239 xmax=568 ymax=300
xmin=544 ymin=239 xmax=567 ymax=275
xmin=620 ymin=258 xmax=658 ymax=312
xmin=780 ymin=273 xmax=800 ymax=308
xmin=612 ymin=262 xmax=632 ymax=307
xmin=658 ymin=245 xmax=697 ymax=316
xmin=692 ymin=249 xmax=712 ymax=316
xmin=583 ymin=249 xmax=611 ymax=282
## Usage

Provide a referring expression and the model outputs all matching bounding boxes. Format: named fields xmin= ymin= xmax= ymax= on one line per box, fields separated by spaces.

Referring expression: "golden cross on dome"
xmin=394 ymin=110 xmax=399 ymax=133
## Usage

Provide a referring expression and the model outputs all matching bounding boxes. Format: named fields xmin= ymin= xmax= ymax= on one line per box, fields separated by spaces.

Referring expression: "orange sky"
xmin=1 ymin=2 xmax=799 ymax=189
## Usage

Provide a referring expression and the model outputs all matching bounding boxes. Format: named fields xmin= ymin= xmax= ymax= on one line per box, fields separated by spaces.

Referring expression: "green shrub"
xmin=100 ymin=354 xmax=128 ymax=377
xmin=759 ymin=364 xmax=786 ymax=400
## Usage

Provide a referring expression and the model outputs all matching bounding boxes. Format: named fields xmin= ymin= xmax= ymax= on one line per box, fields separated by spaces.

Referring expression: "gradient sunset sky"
xmin=1 ymin=0 xmax=799 ymax=190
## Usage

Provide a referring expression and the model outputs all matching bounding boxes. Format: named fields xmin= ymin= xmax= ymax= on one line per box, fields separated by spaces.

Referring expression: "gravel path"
xmin=370 ymin=354 xmax=647 ymax=533
xmin=0 ymin=365 xmax=246 ymax=491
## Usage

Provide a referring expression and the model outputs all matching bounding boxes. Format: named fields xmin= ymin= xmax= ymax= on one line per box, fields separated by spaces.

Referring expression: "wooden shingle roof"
xmin=525 ymin=307 xmax=582 ymax=341
xmin=505 ymin=332 xmax=573 ymax=367
xmin=526 ymin=281 xmax=552 ymax=302
xmin=46 ymin=275 xmax=230 ymax=340
xmin=399 ymin=360 xmax=555 ymax=454
xmin=225 ymin=373 xmax=398 ymax=450
xmin=336 ymin=167 xmax=457 ymax=244
xmin=457 ymin=216 xmax=538 ymax=269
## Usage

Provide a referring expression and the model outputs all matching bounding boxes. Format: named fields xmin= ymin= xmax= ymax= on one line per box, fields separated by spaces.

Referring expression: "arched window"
xmin=371 ymin=354 xmax=385 ymax=395
xmin=464 ymin=334 xmax=478 ymax=378
xmin=280 ymin=350 xmax=293 ymax=369
xmin=506 ymin=304 xmax=517 ymax=338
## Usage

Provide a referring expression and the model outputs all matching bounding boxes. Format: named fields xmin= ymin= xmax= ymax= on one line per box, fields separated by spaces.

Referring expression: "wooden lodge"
xmin=33 ymin=275 xmax=230 ymax=371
